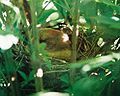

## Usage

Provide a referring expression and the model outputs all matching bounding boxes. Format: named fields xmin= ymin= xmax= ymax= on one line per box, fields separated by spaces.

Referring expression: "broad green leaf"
xmin=72 ymin=77 xmax=108 ymax=96
xmin=80 ymin=0 xmax=97 ymax=17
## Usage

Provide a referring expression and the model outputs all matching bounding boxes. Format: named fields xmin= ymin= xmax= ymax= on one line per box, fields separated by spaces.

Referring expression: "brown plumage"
xmin=39 ymin=28 xmax=71 ymax=60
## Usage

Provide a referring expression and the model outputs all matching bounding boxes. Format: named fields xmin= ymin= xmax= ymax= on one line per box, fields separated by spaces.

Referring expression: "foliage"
xmin=0 ymin=0 xmax=120 ymax=96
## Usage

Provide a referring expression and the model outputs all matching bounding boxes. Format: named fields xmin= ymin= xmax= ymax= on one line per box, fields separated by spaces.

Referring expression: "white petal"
xmin=79 ymin=16 xmax=86 ymax=24
xmin=6 ymin=34 xmax=19 ymax=44
xmin=111 ymin=16 xmax=119 ymax=21
xmin=42 ymin=0 xmax=57 ymax=10
xmin=0 ymin=35 xmax=13 ymax=50
xmin=36 ymin=68 xmax=43 ymax=78
xmin=46 ymin=12 xmax=59 ymax=22
xmin=82 ymin=64 xmax=91 ymax=72
xmin=97 ymin=37 xmax=105 ymax=47
xmin=0 ymin=0 xmax=12 ymax=7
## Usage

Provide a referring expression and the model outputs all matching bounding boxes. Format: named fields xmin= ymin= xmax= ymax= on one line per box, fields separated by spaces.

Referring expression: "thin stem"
xmin=71 ymin=0 xmax=80 ymax=62
xmin=44 ymin=69 xmax=69 ymax=74
xmin=69 ymin=0 xmax=80 ymax=93
xmin=29 ymin=0 xmax=43 ymax=92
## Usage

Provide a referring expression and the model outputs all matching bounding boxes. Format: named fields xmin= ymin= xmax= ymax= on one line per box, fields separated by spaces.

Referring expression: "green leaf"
xmin=72 ymin=77 xmax=106 ymax=96
xmin=38 ymin=9 xmax=57 ymax=24
xmin=96 ymin=24 xmax=120 ymax=40
xmin=28 ymin=70 xmax=35 ymax=81
xmin=53 ymin=0 xmax=72 ymax=11
xmin=18 ymin=70 xmax=28 ymax=81
xmin=52 ymin=0 xmax=74 ymax=20
xmin=95 ymin=15 xmax=119 ymax=26
xmin=80 ymin=0 xmax=97 ymax=17
xmin=70 ymin=53 xmax=120 ymax=70
xmin=97 ymin=3 xmax=113 ymax=17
